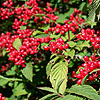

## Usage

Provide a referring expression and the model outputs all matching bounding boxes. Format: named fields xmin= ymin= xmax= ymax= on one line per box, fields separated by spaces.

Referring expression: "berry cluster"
xmin=0 ymin=0 xmax=59 ymax=68
xmin=76 ymin=28 xmax=100 ymax=50
xmin=44 ymin=9 xmax=85 ymax=35
xmin=72 ymin=55 xmax=100 ymax=85
xmin=0 ymin=0 xmax=14 ymax=20
xmin=7 ymin=36 xmax=52 ymax=67
xmin=15 ymin=29 xmax=33 ymax=39
xmin=43 ymin=38 xmax=69 ymax=53
xmin=14 ymin=0 xmax=58 ymax=25
xmin=48 ymin=38 xmax=69 ymax=53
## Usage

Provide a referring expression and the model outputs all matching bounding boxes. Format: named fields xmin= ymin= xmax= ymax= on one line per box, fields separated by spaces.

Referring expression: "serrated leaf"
xmin=13 ymin=83 xmax=28 ymax=96
xmin=88 ymin=0 xmax=100 ymax=22
xmin=50 ymin=61 xmax=68 ymax=94
xmin=77 ymin=41 xmax=90 ymax=48
xmin=68 ymin=49 xmax=75 ymax=59
xmin=38 ymin=87 xmax=57 ymax=93
xmin=61 ymin=95 xmax=84 ymax=100
xmin=75 ymin=47 xmax=82 ymax=51
xmin=39 ymin=94 xmax=58 ymax=100
xmin=46 ymin=56 xmax=63 ymax=78
xmin=68 ymin=85 xmax=100 ymax=100
xmin=67 ymin=41 xmax=77 ymax=47
xmin=20 ymin=26 xmax=27 ymax=30
xmin=0 ymin=78 xmax=9 ymax=86
xmin=22 ymin=62 xmax=33 ymax=82
xmin=13 ymin=38 xmax=22 ymax=50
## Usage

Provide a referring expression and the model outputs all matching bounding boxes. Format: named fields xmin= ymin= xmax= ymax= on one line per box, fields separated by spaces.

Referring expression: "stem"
xmin=58 ymin=93 xmax=65 ymax=97
xmin=68 ymin=29 xmax=70 ymax=41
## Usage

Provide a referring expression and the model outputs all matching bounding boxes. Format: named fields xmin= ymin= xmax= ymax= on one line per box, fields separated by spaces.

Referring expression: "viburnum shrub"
xmin=0 ymin=0 xmax=100 ymax=100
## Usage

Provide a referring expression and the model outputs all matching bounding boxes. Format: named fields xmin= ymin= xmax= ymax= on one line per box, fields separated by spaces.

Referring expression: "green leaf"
xmin=13 ymin=83 xmax=28 ymax=96
xmin=56 ymin=97 xmax=63 ymax=100
xmin=20 ymin=26 xmax=27 ymax=30
xmin=56 ymin=14 xmax=66 ymax=23
xmin=68 ymin=49 xmax=75 ymax=59
xmin=77 ymin=41 xmax=90 ymax=48
xmin=38 ymin=87 xmax=57 ymax=93
xmin=0 ymin=78 xmax=9 ymax=86
xmin=67 ymin=41 xmax=77 ymax=47
xmin=6 ymin=70 xmax=15 ymax=76
xmin=33 ymin=30 xmax=44 ymax=36
xmin=0 ymin=75 xmax=22 ymax=81
xmin=39 ymin=94 xmax=58 ymax=100
xmin=50 ymin=61 xmax=68 ymax=94
xmin=65 ymin=8 xmax=74 ymax=17
xmin=13 ymin=38 xmax=22 ymax=50
xmin=39 ymin=25 xmax=50 ymax=30
xmin=68 ymin=85 xmax=100 ymax=100
xmin=87 ymin=21 xmax=97 ymax=28
xmin=61 ymin=95 xmax=84 ymax=100
xmin=3 ymin=48 xmax=8 ymax=56
xmin=88 ymin=0 xmax=100 ymax=22
xmin=79 ymin=2 xmax=86 ymax=11
xmin=6 ymin=65 xmax=17 ymax=76
xmin=34 ymin=34 xmax=48 ymax=38
xmin=22 ymin=62 xmax=33 ymax=82
xmin=68 ymin=60 xmax=74 ymax=68
xmin=46 ymin=56 xmax=63 ymax=78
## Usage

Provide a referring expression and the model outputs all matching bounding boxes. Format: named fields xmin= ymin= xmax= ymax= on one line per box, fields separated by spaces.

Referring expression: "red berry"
xmin=43 ymin=46 xmax=49 ymax=51
xmin=84 ymin=56 xmax=90 ymax=62
xmin=64 ymin=43 xmax=69 ymax=49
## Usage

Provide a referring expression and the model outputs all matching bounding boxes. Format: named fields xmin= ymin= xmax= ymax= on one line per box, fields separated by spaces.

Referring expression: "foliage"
xmin=0 ymin=0 xmax=100 ymax=100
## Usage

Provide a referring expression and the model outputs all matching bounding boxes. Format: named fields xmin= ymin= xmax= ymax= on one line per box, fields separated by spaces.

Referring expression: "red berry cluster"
xmin=0 ymin=32 xmax=11 ymax=49
xmin=0 ymin=0 xmax=14 ymax=20
xmin=0 ymin=93 xmax=5 ymax=100
xmin=2 ymin=0 xmax=13 ymax=7
xmin=15 ymin=29 xmax=33 ymax=39
xmin=72 ymin=55 xmax=100 ymax=85
xmin=44 ymin=8 xmax=85 ymax=35
xmin=76 ymin=28 xmax=100 ymax=50
xmin=12 ymin=19 xmax=27 ymax=30
xmin=0 ymin=0 xmax=60 ymax=68
xmin=14 ymin=0 xmax=58 ymax=25
xmin=43 ymin=38 xmax=69 ymax=53
xmin=7 ymin=36 xmax=52 ymax=67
